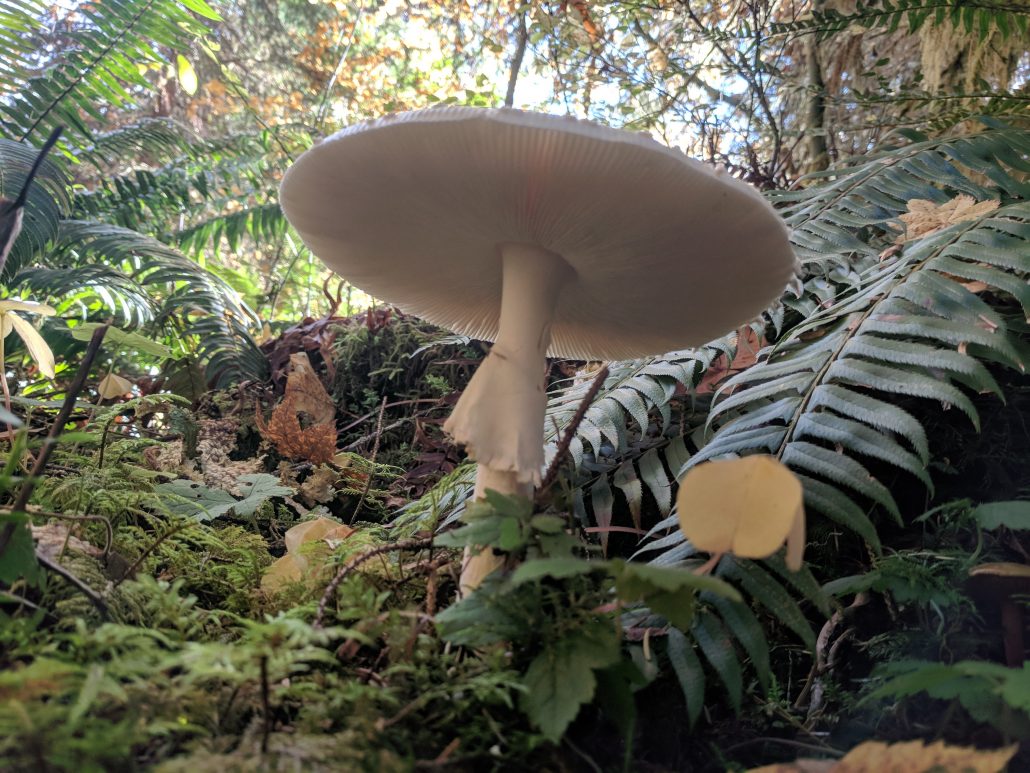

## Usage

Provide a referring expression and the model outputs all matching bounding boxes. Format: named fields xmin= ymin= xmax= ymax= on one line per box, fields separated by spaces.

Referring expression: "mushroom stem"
xmin=445 ymin=243 xmax=573 ymax=593
xmin=1001 ymin=599 xmax=1024 ymax=667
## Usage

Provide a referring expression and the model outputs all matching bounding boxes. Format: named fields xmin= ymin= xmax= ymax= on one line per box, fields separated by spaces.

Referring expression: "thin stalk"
xmin=0 ymin=324 xmax=109 ymax=559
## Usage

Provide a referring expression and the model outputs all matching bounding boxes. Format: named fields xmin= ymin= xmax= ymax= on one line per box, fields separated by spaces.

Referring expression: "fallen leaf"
xmin=256 ymin=393 xmax=337 ymax=464
xmin=749 ymin=739 xmax=1017 ymax=772
xmin=896 ymin=195 xmax=999 ymax=244
xmin=285 ymin=352 xmax=336 ymax=426
xmin=32 ymin=524 xmax=103 ymax=562
xmin=261 ymin=516 xmax=354 ymax=592
xmin=676 ymin=455 xmax=805 ymax=570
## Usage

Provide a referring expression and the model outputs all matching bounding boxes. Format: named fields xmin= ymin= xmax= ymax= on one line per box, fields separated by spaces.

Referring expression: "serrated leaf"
xmin=510 ymin=557 xmax=597 ymax=585
xmin=521 ymin=621 xmax=620 ymax=741
xmin=158 ymin=473 xmax=294 ymax=520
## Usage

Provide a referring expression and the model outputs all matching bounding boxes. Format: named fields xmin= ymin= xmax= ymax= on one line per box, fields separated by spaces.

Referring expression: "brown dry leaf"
xmin=298 ymin=464 xmax=340 ymax=506
xmin=261 ymin=516 xmax=354 ymax=592
xmin=256 ymin=393 xmax=337 ymax=464
xmin=747 ymin=740 xmax=1017 ymax=773
xmin=896 ymin=195 xmax=1000 ymax=244
xmin=696 ymin=326 xmax=765 ymax=395
xmin=835 ymin=740 xmax=1016 ymax=773
xmin=284 ymin=352 xmax=336 ymax=426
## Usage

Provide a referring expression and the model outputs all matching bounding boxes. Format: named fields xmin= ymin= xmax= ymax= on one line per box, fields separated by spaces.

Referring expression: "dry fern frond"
xmin=284 ymin=352 xmax=336 ymax=426
xmin=256 ymin=394 xmax=337 ymax=464
xmin=896 ymin=195 xmax=1000 ymax=243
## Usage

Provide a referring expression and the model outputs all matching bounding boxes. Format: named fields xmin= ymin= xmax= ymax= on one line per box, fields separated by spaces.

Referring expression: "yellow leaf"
xmin=260 ymin=554 xmax=303 ymax=591
xmin=261 ymin=516 xmax=354 ymax=592
xmin=749 ymin=740 xmax=1017 ymax=772
xmin=6 ymin=313 xmax=55 ymax=379
xmin=176 ymin=54 xmax=198 ymax=96
xmin=676 ymin=456 xmax=805 ymax=570
xmin=0 ymin=300 xmax=56 ymax=315
xmin=98 ymin=373 xmax=133 ymax=399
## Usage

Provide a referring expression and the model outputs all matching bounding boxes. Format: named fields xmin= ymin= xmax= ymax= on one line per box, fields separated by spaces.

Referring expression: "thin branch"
xmin=0 ymin=324 xmax=109 ymax=558
xmin=316 ymin=1 xmax=367 ymax=128
xmin=348 ymin=395 xmax=387 ymax=524
xmin=314 ymin=537 xmax=434 ymax=628
xmin=35 ymin=552 xmax=108 ymax=616
xmin=537 ymin=365 xmax=609 ymax=499
xmin=504 ymin=11 xmax=528 ymax=107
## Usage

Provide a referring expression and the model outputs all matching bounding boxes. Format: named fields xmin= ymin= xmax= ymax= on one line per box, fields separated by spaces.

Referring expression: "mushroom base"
xmin=459 ymin=468 xmax=533 ymax=596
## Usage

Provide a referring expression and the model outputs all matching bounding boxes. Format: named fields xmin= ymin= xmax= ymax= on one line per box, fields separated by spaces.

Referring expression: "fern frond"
xmin=648 ymin=199 xmax=1029 ymax=557
xmin=0 ymin=137 xmax=71 ymax=278
xmin=775 ymin=121 xmax=1030 ymax=270
xmin=770 ymin=0 xmax=1030 ymax=42
xmin=0 ymin=0 xmax=220 ymax=145
xmin=12 ymin=220 xmax=265 ymax=383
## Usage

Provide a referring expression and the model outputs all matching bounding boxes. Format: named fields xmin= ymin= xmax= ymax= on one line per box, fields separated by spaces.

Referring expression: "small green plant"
xmin=435 ymin=489 xmax=743 ymax=746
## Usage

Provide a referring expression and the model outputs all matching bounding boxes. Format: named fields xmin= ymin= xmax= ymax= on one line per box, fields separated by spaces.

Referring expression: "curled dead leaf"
xmin=285 ymin=352 xmax=336 ymax=426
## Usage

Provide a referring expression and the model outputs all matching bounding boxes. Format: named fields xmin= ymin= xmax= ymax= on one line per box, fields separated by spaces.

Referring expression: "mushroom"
xmin=279 ymin=107 xmax=797 ymax=592
xmin=967 ymin=562 xmax=1030 ymax=667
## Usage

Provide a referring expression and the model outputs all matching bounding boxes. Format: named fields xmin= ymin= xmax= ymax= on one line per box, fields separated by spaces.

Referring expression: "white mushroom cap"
xmin=280 ymin=107 xmax=796 ymax=361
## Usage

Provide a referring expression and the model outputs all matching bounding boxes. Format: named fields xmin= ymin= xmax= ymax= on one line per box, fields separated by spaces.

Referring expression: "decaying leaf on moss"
xmin=261 ymin=516 xmax=355 ymax=592
xmin=256 ymin=353 xmax=338 ymax=464
xmin=676 ymin=455 xmax=805 ymax=571
xmin=283 ymin=352 xmax=336 ymax=426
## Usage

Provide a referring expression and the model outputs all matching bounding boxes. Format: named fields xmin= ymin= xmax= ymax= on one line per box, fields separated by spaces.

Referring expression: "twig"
xmin=2 ymin=507 xmax=114 ymax=558
xmin=348 ymin=395 xmax=386 ymax=524
xmin=0 ymin=324 xmax=109 ymax=558
xmin=315 ymin=0 xmax=367 ymax=129
xmin=722 ymin=736 xmax=842 ymax=757
xmin=340 ymin=417 xmax=411 ymax=453
xmin=259 ymin=655 xmax=271 ymax=753
xmin=35 ymin=552 xmax=108 ymax=616
xmin=338 ymin=398 xmax=441 ymax=435
xmin=537 ymin=365 xmax=609 ymax=498
xmin=504 ymin=10 xmax=528 ymax=107
xmin=112 ymin=519 xmax=196 ymax=587
xmin=314 ymin=537 xmax=434 ymax=628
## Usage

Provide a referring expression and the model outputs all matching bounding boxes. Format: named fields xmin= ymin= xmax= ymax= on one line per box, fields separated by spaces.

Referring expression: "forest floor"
xmin=1 ymin=308 xmax=1028 ymax=772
